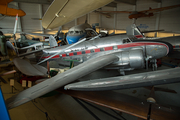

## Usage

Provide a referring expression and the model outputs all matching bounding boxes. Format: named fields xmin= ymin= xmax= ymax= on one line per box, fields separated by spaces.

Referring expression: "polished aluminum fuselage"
xmin=42 ymin=35 xmax=170 ymax=69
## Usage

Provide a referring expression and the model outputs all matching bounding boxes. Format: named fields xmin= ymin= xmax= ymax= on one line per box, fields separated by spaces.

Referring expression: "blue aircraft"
xmin=66 ymin=22 xmax=98 ymax=44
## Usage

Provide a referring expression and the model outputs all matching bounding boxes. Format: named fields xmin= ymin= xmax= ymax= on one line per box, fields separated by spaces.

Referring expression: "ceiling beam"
xmin=114 ymin=0 xmax=136 ymax=5
xmin=152 ymin=0 xmax=162 ymax=3
xmin=13 ymin=0 xmax=53 ymax=4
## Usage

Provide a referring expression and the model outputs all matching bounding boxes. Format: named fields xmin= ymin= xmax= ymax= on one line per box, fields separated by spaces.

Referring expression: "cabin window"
xmin=69 ymin=31 xmax=74 ymax=34
xmin=129 ymin=37 xmax=137 ymax=41
xmin=75 ymin=31 xmax=79 ymax=33
xmin=123 ymin=39 xmax=131 ymax=43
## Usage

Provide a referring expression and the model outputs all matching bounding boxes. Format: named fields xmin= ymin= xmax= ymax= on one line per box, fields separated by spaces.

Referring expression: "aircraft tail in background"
xmin=126 ymin=24 xmax=144 ymax=38
xmin=49 ymin=35 xmax=58 ymax=47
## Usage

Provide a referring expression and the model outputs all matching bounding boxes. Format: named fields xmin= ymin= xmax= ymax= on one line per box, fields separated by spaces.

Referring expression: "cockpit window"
xmin=69 ymin=31 xmax=74 ymax=34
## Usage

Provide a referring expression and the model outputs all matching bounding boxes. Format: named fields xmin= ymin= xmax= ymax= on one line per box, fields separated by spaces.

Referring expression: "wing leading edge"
xmin=65 ymin=67 xmax=180 ymax=91
xmin=6 ymin=54 xmax=119 ymax=109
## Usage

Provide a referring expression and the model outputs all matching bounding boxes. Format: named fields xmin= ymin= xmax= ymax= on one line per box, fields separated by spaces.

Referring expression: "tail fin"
xmin=49 ymin=35 xmax=58 ymax=47
xmin=126 ymin=24 xmax=144 ymax=38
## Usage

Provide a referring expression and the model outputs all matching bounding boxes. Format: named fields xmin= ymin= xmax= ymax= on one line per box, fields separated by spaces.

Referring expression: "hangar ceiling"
xmin=0 ymin=0 xmax=180 ymax=38
xmin=12 ymin=0 xmax=161 ymax=5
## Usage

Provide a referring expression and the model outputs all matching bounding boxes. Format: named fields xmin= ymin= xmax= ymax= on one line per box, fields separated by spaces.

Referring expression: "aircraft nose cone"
xmin=162 ymin=41 xmax=173 ymax=55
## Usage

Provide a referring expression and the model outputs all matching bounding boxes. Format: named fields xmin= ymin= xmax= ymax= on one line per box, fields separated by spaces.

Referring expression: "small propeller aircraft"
xmin=98 ymin=4 xmax=180 ymax=19
xmin=14 ymin=33 xmax=57 ymax=49
xmin=0 ymin=0 xmax=26 ymax=17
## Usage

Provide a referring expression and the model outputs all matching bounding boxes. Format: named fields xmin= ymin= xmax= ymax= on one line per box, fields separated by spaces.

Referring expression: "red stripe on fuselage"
xmin=42 ymin=55 xmax=60 ymax=59
xmin=85 ymin=50 xmax=91 ymax=54
xmin=104 ymin=46 xmax=113 ymax=51
xmin=69 ymin=53 xmax=74 ymax=56
xmin=94 ymin=48 xmax=100 ymax=52
xmin=117 ymin=42 xmax=168 ymax=51
xmin=77 ymin=51 xmax=82 ymax=55
xmin=62 ymin=54 xmax=66 ymax=57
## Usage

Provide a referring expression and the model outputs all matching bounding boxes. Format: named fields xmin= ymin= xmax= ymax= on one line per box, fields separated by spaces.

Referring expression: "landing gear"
xmin=149 ymin=59 xmax=157 ymax=71
xmin=118 ymin=69 xmax=125 ymax=76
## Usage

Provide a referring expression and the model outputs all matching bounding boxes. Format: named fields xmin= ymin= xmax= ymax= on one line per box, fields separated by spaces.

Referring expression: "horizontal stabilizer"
xmin=13 ymin=58 xmax=48 ymax=76
xmin=65 ymin=67 xmax=180 ymax=91
xmin=25 ymin=32 xmax=53 ymax=37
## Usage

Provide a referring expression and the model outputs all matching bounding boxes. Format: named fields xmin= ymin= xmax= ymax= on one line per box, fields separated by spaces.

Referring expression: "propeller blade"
xmin=37 ymin=37 xmax=87 ymax=65
xmin=13 ymin=14 xmax=19 ymax=55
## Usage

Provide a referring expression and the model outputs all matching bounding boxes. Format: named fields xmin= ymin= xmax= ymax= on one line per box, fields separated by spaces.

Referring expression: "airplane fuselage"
xmin=41 ymin=35 xmax=172 ymax=70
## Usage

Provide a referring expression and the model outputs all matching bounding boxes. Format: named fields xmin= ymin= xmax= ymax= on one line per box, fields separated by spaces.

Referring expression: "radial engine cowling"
xmin=113 ymin=49 xmax=145 ymax=69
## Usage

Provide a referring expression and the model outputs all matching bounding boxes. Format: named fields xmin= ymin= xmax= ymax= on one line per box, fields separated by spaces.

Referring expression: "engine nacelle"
xmin=113 ymin=49 xmax=145 ymax=69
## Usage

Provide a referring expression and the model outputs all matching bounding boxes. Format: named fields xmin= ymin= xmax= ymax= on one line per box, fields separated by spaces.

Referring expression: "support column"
xmin=114 ymin=7 xmax=117 ymax=33
xmin=155 ymin=2 xmax=162 ymax=37
xmin=39 ymin=4 xmax=44 ymax=40
xmin=99 ymin=8 xmax=102 ymax=29
xmin=132 ymin=5 xmax=137 ymax=24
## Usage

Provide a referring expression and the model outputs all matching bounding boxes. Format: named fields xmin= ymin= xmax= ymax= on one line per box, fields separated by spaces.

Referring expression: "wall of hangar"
xmin=0 ymin=0 xmax=180 ymax=39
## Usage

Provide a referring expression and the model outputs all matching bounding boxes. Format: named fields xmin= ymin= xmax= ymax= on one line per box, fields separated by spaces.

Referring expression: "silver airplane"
xmin=7 ymin=31 xmax=180 ymax=110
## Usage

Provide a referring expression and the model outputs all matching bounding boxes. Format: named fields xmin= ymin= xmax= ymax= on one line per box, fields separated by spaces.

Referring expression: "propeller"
xmin=56 ymin=26 xmax=67 ymax=45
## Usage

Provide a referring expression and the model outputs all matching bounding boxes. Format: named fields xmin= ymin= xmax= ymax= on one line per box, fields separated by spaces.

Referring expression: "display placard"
xmin=22 ymin=80 xmax=26 ymax=87
xmin=10 ymin=79 xmax=14 ymax=86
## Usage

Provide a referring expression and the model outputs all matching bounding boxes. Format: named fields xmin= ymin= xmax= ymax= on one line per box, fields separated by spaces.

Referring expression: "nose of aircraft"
xmin=66 ymin=35 xmax=82 ymax=44
xmin=158 ymin=40 xmax=173 ymax=55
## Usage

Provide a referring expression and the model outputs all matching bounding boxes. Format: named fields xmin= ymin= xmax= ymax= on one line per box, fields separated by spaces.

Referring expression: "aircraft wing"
xmin=13 ymin=58 xmax=48 ymax=76
xmin=0 ymin=0 xmax=13 ymax=5
xmin=64 ymin=67 xmax=180 ymax=91
xmin=42 ymin=0 xmax=113 ymax=29
xmin=25 ymin=32 xmax=53 ymax=37
xmin=6 ymin=54 xmax=119 ymax=109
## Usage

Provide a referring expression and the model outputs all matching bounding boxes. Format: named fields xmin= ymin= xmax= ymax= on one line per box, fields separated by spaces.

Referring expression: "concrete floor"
xmin=1 ymin=68 xmax=137 ymax=120
xmin=1 ymin=59 xmax=180 ymax=120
